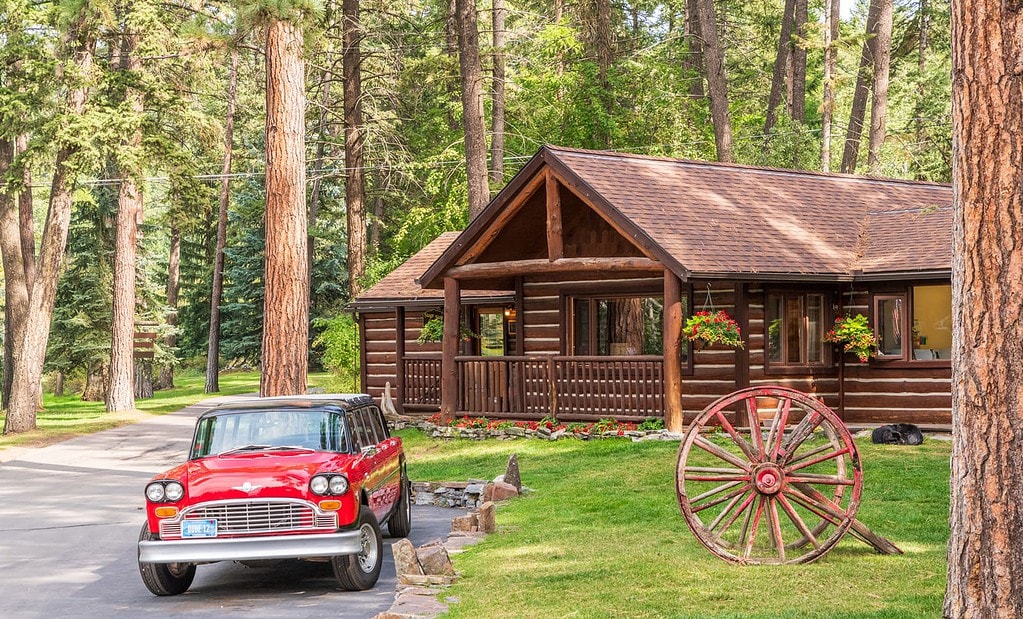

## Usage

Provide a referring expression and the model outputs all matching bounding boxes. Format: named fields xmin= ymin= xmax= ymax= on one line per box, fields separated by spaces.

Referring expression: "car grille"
xmin=161 ymin=500 xmax=338 ymax=539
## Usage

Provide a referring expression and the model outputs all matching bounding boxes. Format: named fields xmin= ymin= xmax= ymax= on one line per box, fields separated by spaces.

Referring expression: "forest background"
xmin=0 ymin=0 xmax=950 ymax=410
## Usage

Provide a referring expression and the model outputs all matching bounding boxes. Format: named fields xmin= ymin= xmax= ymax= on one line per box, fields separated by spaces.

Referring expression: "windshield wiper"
xmin=271 ymin=445 xmax=317 ymax=452
xmin=218 ymin=444 xmax=273 ymax=456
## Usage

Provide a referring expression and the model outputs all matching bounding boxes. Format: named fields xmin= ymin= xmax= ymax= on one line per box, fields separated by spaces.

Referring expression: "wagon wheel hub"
xmin=753 ymin=463 xmax=784 ymax=495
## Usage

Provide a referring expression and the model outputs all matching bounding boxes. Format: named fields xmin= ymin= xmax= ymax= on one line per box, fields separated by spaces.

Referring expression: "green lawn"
xmin=399 ymin=430 xmax=950 ymax=618
xmin=0 ymin=370 xmax=333 ymax=451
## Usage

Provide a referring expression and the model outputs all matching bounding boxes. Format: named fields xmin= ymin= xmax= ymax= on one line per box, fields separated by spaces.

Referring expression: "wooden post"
xmin=440 ymin=278 xmax=461 ymax=421
xmin=546 ymin=169 xmax=564 ymax=260
xmin=664 ymin=270 xmax=685 ymax=432
xmin=395 ymin=307 xmax=406 ymax=415
xmin=734 ymin=283 xmax=749 ymax=389
xmin=515 ymin=276 xmax=525 ymax=356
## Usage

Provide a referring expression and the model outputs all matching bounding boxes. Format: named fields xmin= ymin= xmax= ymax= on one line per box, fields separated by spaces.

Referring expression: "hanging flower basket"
xmin=682 ymin=311 xmax=744 ymax=349
xmin=823 ymin=314 xmax=878 ymax=362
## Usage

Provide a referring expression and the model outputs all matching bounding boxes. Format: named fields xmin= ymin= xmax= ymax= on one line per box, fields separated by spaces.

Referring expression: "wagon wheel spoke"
xmin=786 ymin=447 xmax=852 ymax=473
xmin=741 ymin=496 xmax=766 ymax=561
xmin=765 ymin=398 xmax=792 ymax=461
xmin=711 ymin=491 xmax=756 ymax=534
xmin=767 ymin=497 xmax=786 ymax=562
xmin=785 ymin=441 xmax=841 ymax=468
xmin=714 ymin=410 xmax=759 ymax=462
xmin=785 ymin=484 xmax=850 ymax=523
xmin=780 ymin=411 xmax=824 ymax=463
xmin=787 ymin=473 xmax=855 ymax=486
xmin=693 ymin=435 xmax=752 ymax=470
xmin=691 ymin=482 xmax=748 ymax=513
xmin=777 ymin=492 xmax=821 ymax=550
xmin=745 ymin=396 xmax=765 ymax=455
xmin=683 ymin=466 xmax=750 ymax=482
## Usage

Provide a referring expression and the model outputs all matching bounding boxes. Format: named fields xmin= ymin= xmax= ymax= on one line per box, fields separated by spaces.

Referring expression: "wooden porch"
xmin=401 ymin=354 xmax=665 ymax=421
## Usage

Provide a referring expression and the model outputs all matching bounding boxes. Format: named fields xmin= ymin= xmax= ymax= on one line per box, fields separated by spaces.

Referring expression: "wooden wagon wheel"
xmin=676 ymin=386 xmax=863 ymax=565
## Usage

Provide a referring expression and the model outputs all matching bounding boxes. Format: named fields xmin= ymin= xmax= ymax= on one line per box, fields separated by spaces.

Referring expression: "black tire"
xmin=331 ymin=507 xmax=383 ymax=591
xmin=137 ymin=522 xmax=196 ymax=596
xmin=386 ymin=472 xmax=412 ymax=538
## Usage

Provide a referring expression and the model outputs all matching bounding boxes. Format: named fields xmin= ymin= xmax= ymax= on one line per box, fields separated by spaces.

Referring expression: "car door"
xmin=365 ymin=405 xmax=402 ymax=518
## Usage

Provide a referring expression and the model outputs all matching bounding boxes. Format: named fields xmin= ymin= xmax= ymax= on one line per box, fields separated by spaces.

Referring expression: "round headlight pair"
xmin=145 ymin=481 xmax=184 ymax=503
xmin=310 ymin=474 xmax=349 ymax=496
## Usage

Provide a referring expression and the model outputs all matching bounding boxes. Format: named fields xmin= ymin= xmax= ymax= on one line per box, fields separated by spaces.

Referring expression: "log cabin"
xmin=348 ymin=146 xmax=953 ymax=432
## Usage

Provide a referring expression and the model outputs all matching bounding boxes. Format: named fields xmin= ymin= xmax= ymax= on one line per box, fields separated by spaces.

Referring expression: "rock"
xmin=504 ymin=454 xmax=522 ymax=491
xmin=481 ymin=482 xmax=495 ymax=503
xmin=464 ymin=483 xmax=485 ymax=496
xmin=417 ymin=543 xmax=455 ymax=576
xmin=477 ymin=501 xmax=496 ymax=534
xmin=392 ymin=539 xmax=424 ymax=577
xmin=450 ymin=514 xmax=478 ymax=533
xmin=490 ymin=480 xmax=519 ymax=501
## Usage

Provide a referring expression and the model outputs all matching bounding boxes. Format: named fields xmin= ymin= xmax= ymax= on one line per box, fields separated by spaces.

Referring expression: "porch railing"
xmin=402 ymin=354 xmax=664 ymax=421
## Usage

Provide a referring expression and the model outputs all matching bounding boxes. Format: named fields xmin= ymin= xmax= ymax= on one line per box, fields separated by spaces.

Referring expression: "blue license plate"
xmin=181 ymin=519 xmax=217 ymax=538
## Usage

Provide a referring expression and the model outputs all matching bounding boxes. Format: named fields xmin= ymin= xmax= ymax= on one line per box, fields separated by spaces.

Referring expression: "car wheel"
xmin=137 ymin=522 xmax=196 ymax=596
xmin=387 ymin=473 xmax=412 ymax=538
xmin=332 ymin=507 xmax=383 ymax=591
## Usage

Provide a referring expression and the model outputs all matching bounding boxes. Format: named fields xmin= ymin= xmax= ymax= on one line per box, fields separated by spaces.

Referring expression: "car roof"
xmin=198 ymin=394 xmax=376 ymax=419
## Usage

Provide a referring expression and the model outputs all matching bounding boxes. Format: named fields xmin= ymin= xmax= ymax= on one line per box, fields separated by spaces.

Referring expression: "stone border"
xmin=391 ymin=418 xmax=684 ymax=442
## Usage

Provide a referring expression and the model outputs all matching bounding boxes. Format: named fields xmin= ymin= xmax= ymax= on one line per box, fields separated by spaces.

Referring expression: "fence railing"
xmin=402 ymin=354 xmax=664 ymax=421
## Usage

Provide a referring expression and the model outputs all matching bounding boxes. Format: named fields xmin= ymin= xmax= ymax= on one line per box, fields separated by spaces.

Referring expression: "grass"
xmin=398 ymin=430 xmax=951 ymax=618
xmin=0 ymin=370 xmax=334 ymax=452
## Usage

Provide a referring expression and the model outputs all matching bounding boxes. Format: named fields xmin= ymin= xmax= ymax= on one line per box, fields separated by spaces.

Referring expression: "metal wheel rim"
xmin=356 ymin=523 xmax=379 ymax=573
xmin=675 ymin=386 xmax=862 ymax=565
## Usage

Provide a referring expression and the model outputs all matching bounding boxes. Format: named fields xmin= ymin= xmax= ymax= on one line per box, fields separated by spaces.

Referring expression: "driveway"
xmin=0 ymin=395 xmax=461 ymax=618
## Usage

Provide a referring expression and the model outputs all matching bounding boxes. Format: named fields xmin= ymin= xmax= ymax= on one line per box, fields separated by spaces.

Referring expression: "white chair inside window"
xmin=913 ymin=348 xmax=936 ymax=360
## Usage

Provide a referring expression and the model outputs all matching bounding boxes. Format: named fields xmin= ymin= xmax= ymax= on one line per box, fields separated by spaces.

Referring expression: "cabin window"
xmin=766 ymin=292 xmax=829 ymax=369
xmin=874 ymin=285 xmax=952 ymax=362
xmin=475 ymin=307 xmax=516 ymax=356
xmin=570 ymin=296 xmax=670 ymax=357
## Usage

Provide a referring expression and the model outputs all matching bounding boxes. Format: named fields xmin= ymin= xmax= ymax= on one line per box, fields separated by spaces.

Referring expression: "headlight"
xmin=164 ymin=482 xmax=184 ymax=502
xmin=145 ymin=482 xmax=166 ymax=502
xmin=310 ymin=475 xmax=330 ymax=495
xmin=328 ymin=475 xmax=349 ymax=495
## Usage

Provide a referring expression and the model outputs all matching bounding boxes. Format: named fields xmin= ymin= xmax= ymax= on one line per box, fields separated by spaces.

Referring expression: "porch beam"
xmin=664 ymin=270 xmax=685 ymax=432
xmin=440 ymin=278 xmax=461 ymax=422
xmin=446 ymin=257 xmax=663 ymax=280
xmin=546 ymin=168 xmax=564 ymax=260
xmin=395 ymin=307 xmax=406 ymax=415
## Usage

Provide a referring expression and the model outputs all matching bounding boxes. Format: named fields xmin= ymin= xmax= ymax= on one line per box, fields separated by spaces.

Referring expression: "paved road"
xmin=0 ymin=396 xmax=461 ymax=618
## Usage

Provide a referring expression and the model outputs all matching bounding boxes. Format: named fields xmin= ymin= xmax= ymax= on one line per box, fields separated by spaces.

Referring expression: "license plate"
xmin=181 ymin=519 xmax=217 ymax=538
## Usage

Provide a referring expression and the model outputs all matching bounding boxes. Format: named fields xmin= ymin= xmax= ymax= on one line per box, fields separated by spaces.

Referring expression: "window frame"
xmin=871 ymin=285 xmax=951 ymax=368
xmin=763 ymin=289 xmax=835 ymax=375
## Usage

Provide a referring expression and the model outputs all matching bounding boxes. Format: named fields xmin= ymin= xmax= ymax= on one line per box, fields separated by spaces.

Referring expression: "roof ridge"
xmin=542 ymin=145 xmax=952 ymax=190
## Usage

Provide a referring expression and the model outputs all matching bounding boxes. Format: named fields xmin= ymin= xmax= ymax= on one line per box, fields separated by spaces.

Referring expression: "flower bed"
xmin=391 ymin=414 xmax=683 ymax=442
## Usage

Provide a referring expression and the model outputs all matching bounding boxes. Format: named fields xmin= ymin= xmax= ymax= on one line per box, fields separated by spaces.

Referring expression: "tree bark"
xmin=0 ymin=141 xmax=27 ymax=410
xmin=489 ymin=0 xmax=506 ymax=188
xmin=343 ymin=0 xmax=367 ymax=297
xmin=157 ymin=226 xmax=180 ymax=389
xmin=4 ymin=12 xmax=94 ymax=434
xmin=764 ymin=0 xmax=796 ymax=135
xmin=261 ymin=17 xmax=309 ymax=397
xmin=308 ymin=79 xmax=332 ymax=292
xmin=455 ymin=0 xmax=490 ymax=218
xmin=789 ymin=0 xmax=807 ymax=125
xmin=841 ymin=0 xmax=882 ymax=174
xmin=946 ymin=0 xmax=1023 ymax=615
xmin=693 ymin=0 xmax=733 ymax=162
xmin=683 ymin=0 xmax=706 ymax=100
xmin=866 ymin=0 xmax=894 ymax=174
xmin=820 ymin=0 xmax=840 ymax=171
xmin=107 ymin=26 xmax=144 ymax=414
xmin=206 ymin=49 xmax=237 ymax=394
xmin=913 ymin=0 xmax=930 ymax=179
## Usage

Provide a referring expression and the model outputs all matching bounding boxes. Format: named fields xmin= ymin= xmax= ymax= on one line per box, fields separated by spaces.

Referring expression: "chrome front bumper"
xmin=138 ymin=531 xmax=363 ymax=564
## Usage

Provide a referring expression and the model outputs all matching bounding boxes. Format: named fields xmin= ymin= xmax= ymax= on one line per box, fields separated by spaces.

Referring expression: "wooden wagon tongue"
xmin=676 ymin=386 xmax=902 ymax=564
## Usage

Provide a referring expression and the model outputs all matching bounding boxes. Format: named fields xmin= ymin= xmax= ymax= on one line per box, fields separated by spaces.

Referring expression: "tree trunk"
xmin=308 ymin=79 xmax=332 ymax=291
xmin=489 ymin=0 xmax=506 ymax=188
xmin=841 ymin=0 xmax=882 ymax=174
xmin=455 ymin=0 xmax=490 ymax=218
xmin=693 ymin=0 xmax=733 ymax=162
xmin=206 ymin=50 xmax=238 ymax=394
xmin=764 ymin=0 xmax=796 ymax=136
xmin=107 ymin=27 xmax=144 ymax=414
xmin=157 ymin=227 xmax=180 ymax=390
xmin=52 ymin=371 xmax=65 ymax=397
xmin=866 ymin=0 xmax=894 ymax=174
xmin=789 ymin=0 xmax=807 ymax=125
xmin=134 ymin=360 xmax=154 ymax=399
xmin=683 ymin=0 xmax=706 ymax=100
xmin=16 ymin=134 xmax=35 ymax=288
xmin=4 ymin=13 xmax=94 ymax=435
xmin=446 ymin=0 xmax=461 ymax=131
xmin=0 ymin=141 xmax=27 ymax=410
xmin=946 ymin=1 xmax=1023 ymax=615
xmin=261 ymin=17 xmax=309 ymax=397
xmin=913 ymin=0 xmax=930 ymax=179
xmin=82 ymin=362 xmax=108 ymax=402
xmin=343 ymin=0 xmax=368 ymax=297
xmin=820 ymin=0 xmax=840 ymax=171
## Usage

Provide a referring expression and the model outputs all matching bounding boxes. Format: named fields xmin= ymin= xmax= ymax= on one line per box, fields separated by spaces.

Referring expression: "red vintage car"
xmin=137 ymin=395 xmax=411 ymax=596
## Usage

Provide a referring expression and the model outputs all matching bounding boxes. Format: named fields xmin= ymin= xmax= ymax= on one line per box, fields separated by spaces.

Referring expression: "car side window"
xmin=347 ymin=412 xmax=367 ymax=450
xmin=368 ymin=405 xmax=390 ymax=439
xmin=357 ymin=407 xmax=381 ymax=445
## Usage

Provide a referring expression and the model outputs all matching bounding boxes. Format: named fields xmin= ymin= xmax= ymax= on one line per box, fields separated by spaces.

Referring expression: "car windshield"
xmin=190 ymin=408 xmax=351 ymax=458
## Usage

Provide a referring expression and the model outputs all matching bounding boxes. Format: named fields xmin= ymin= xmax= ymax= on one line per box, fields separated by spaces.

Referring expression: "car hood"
xmin=179 ymin=452 xmax=358 ymax=503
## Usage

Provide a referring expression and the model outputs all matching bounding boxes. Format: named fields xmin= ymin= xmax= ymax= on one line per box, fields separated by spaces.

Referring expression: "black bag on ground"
xmin=871 ymin=423 xmax=924 ymax=445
